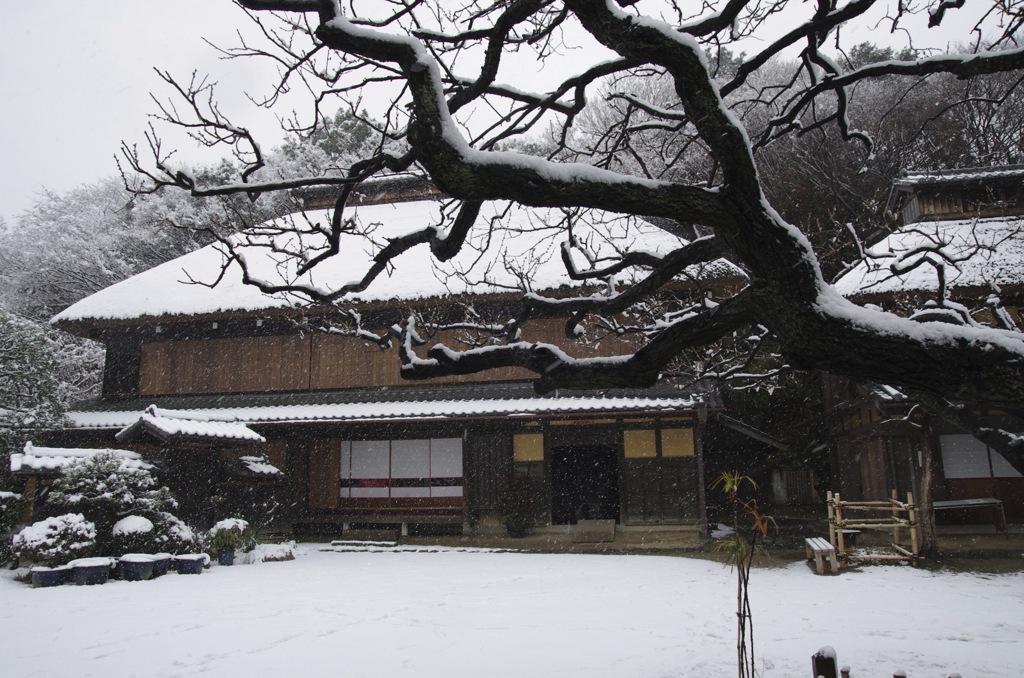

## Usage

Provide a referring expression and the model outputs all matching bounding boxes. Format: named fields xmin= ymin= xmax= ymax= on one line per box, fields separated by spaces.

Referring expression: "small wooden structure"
xmin=932 ymin=497 xmax=1007 ymax=532
xmin=827 ymin=490 xmax=920 ymax=564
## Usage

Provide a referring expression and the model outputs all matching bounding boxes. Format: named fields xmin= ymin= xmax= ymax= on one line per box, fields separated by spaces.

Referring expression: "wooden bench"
xmin=805 ymin=536 xmax=839 ymax=574
xmin=932 ymin=498 xmax=1007 ymax=532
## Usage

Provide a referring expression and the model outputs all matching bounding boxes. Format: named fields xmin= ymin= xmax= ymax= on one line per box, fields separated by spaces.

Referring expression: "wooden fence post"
xmin=907 ymin=491 xmax=919 ymax=556
xmin=827 ymin=490 xmax=836 ymax=547
xmin=835 ymin=493 xmax=846 ymax=559
xmin=811 ymin=647 xmax=838 ymax=678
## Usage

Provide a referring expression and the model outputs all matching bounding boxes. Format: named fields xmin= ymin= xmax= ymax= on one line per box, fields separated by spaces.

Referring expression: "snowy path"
xmin=1 ymin=546 xmax=1021 ymax=677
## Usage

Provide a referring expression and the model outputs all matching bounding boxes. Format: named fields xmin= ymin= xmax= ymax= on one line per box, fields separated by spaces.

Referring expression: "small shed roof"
xmin=115 ymin=405 xmax=267 ymax=445
xmin=10 ymin=442 xmax=151 ymax=475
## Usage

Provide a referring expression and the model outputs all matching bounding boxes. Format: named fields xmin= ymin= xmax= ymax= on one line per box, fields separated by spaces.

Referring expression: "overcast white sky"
xmin=0 ymin=1 xmax=289 ymax=224
xmin=0 ymin=1 xmax=995 ymax=225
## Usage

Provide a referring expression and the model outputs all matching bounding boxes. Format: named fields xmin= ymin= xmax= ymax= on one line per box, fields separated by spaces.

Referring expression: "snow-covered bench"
xmin=805 ymin=536 xmax=839 ymax=574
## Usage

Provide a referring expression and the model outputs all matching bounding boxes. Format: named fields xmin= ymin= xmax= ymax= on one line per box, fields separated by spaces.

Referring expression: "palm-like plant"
xmin=712 ymin=471 xmax=778 ymax=678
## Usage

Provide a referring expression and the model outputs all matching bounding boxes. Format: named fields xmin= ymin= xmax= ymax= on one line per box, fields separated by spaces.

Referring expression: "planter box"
xmin=30 ymin=566 xmax=70 ymax=588
xmin=174 ymin=554 xmax=208 ymax=575
xmin=68 ymin=557 xmax=113 ymax=586
xmin=217 ymin=549 xmax=236 ymax=566
xmin=120 ymin=555 xmax=155 ymax=581
xmin=151 ymin=554 xmax=172 ymax=577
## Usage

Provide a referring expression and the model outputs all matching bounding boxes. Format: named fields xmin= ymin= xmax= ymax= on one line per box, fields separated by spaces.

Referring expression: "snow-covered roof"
xmin=834 ymin=217 xmax=1024 ymax=297
xmin=68 ymin=394 xmax=701 ymax=430
xmin=114 ymin=405 xmax=266 ymax=445
xmin=893 ymin=165 xmax=1024 ymax=188
xmin=10 ymin=442 xmax=151 ymax=474
xmin=52 ymin=201 xmax=744 ymax=325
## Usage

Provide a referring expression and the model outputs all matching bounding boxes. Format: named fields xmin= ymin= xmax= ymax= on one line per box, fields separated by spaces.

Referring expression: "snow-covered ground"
xmin=2 ymin=545 xmax=1021 ymax=677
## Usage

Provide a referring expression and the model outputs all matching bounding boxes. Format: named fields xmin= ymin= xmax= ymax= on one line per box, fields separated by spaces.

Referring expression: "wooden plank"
xmin=138 ymin=342 xmax=169 ymax=395
xmin=308 ymin=440 xmax=340 ymax=509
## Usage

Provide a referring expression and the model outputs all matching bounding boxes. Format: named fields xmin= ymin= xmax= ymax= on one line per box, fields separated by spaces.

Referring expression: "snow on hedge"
xmin=210 ymin=518 xmax=249 ymax=535
xmin=112 ymin=515 xmax=155 ymax=536
xmin=12 ymin=513 xmax=96 ymax=563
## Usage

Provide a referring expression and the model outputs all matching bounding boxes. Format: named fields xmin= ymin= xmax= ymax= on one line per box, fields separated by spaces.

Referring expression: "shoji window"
xmin=339 ymin=438 xmax=464 ymax=498
xmin=940 ymin=434 xmax=1023 ymax=479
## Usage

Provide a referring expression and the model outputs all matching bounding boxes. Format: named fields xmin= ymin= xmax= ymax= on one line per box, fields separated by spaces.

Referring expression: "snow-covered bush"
xmin=215 ymin=478 xmax=283 ymax=542
xmin=48 ymin=451 xmax=176 ymax=517
xmin=12 ymin=513 xmax=96 ymax=566
xmin=110 ymin=515 xmax=155 ymax=556
xmin=209 ymin=517 xmax=254 ymax=553
xmin=150 ymin=512 xmax=200 ymax=554
xmin=43 ymin=451 xmax=205 ymax=557
xmin=112 ymin=512 xmax=199 ymax=556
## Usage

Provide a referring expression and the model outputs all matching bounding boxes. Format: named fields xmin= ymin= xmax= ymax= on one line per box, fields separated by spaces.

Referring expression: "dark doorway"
xmin=550 ymin=444 xmax=620 ymax=524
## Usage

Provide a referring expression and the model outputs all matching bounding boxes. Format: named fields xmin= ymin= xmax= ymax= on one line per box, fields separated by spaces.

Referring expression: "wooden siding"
xmin=466 ymin=432 xmax=513 ymax=518
xmin=137 ymin=318 xmax=638 ymax=396
xmin=620 ymin=457 xmax=699 ymax=524
xmin=308 ymin=439 xmax=341 ymax=509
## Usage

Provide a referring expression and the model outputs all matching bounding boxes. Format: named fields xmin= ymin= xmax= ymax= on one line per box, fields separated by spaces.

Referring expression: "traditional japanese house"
xmin=830 ymin=166 xmax=1024 ymax=528
xmin=44 ymin=177 xmax=759 ymax=542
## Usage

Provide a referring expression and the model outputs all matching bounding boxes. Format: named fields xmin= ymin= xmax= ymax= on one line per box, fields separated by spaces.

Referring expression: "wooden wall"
xmin=137 ymin=318 xmax=637 ymax=396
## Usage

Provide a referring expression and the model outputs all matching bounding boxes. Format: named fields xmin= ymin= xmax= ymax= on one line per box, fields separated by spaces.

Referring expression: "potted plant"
xmin=501 ymin=478 xmax=535 ymax=538
xmin=150 ymin=552 xmax=173 ymax=577
xmin=173 ymin=553 xmax=209 ymax=574
xmin=119 ymin=554 xmax=156 ymax=581
xmin=209 ymin=517 xmax=249 ymax=566
xmin=67 ymin=557 xmax=115 ymax=585
xmin=29 ymin=564 xmax=72 ymax=588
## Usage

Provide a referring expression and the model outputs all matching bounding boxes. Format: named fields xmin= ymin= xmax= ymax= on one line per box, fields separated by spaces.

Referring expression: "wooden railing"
xmin=826 ymin=490 xmax=920 ymax=563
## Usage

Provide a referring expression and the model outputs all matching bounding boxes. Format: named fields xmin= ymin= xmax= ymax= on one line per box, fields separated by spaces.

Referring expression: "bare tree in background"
xmin=123 ymin=0 xmax=1024 ymax=470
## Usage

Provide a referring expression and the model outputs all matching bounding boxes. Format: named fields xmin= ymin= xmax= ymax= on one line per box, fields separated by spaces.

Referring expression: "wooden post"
xmin=811 ymin=648 xmax=838 ymax=678
xmin=907 ymin=491 xmax=919 ymax=557
xmin=20 ymin=476 xmax=37 ymax=525
xmin=890 ymin=489 xmax=900 ymax=549
xmin=827 ymin=491 xmax=836 ymax=547
xmin=835 ymin=493 xmax=846 ymax=559
xmin=694 ymin=404 xmax=710 ymax=539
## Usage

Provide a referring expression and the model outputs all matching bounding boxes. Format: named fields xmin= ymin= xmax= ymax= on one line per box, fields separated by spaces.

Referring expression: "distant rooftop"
xmin=893 ymin=165 xmax=1024 ymax=188
xmin=294 ymin=173 xmax=441 ymax=210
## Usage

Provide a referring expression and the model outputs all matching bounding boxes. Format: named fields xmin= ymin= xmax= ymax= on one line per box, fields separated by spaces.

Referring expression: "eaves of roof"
xmin=67 ymin=382 xmax=721 ymax=431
